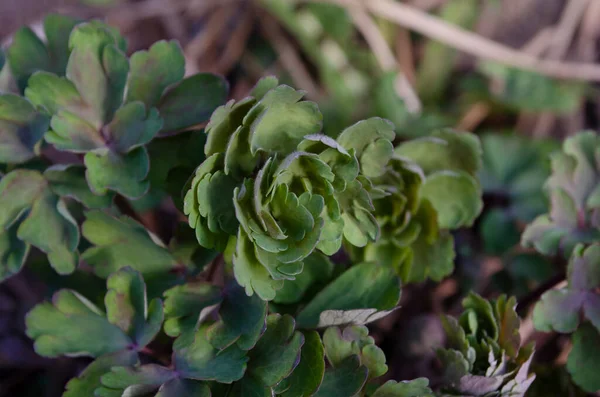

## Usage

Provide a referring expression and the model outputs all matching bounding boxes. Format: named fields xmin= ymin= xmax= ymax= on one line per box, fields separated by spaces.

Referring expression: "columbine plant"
xmin=0 ymin=15 xmax=536 ymax=397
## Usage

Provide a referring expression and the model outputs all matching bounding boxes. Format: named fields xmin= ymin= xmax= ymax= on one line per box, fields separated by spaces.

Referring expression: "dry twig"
xmin=259 ymin=15 xmax=323 ymax=99
xmin=312 ymin=0 xmax=600 ymax=81
xmin=347 ymin=5 xmax=422 ymax=113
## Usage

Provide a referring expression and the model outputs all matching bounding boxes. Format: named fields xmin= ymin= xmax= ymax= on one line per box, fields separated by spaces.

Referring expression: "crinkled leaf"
xmin=81 ymin=210 xmax=178 ymax=278
xmin=296 ymin=263 xmax=401 ymax=328
xmin=233 ymin=228 xmax=284 ymax=302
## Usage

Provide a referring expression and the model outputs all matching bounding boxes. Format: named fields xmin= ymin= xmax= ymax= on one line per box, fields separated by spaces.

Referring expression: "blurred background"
xmin=1 ymin=0 xmax=599 ymax=395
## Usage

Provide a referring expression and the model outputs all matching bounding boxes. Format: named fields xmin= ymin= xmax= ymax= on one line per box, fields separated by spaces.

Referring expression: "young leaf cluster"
xmin=522 ymin=131 xmax=600 ymax=393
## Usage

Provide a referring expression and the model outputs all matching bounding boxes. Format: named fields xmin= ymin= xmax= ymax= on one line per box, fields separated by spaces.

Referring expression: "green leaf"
xmin=313 ymin=356 xmax=368 ymax=397
xmin=7 ymin=28 xmax=51 ymax=91
xmin=522 ymin=132 xmax=600 ymax=257
xmin=567 ymin=323 xmax=600 ymax=393
xmin=323 ymin=325 xmax=387 ymax=379
xmin=26 ymin=289 xmax=132 ymax=357
xmin=0 ymin=169 xmax=79 ymax=277
xmin=371 ymin=379 xmax=434 ymax=397
xmin=84 ymin=147 xmax=150 ymax=199
xmin=45 ymin=164 xmax=114 ymax=209
xmin=26 ymin=267 xmax=162 ymax=358
xmin=206 ymin=282 xmax=268 ymax=350
xmin=104 ymin=101 xmax=163 ymax=152
xmin=17 ymin=188 xmax=80 ymax=274
xmin=157 ymin=73 xmax=228 ymax=134
xmin=63 ymin=351 xmax=138 ymax=397
xmin=163 ymin=282 xmax=222 ymax=337
xmin=184 ymin=153 xmax=239 ymax=251
xmin=105 ymin=267 xmax=164 ymax=349
xmin=480 ymin=208 xmax=520 ymax=255
xmin=233 ymin=229 xmax=284 ymax=301
xmin=394 ymin=129 xmax=482 ymax=177
xmin=126 ymin=40 xmax=185 ymax=108
xmin=97 ymin=364 xmax=177 ymax=396
xmin=7 ymin=14 xmax=80 ymax=91
xmin=533 ymin=244 xmax=600 ymax=334
xmin=480 ymin=62 xmax=585 ymax=113
xmin=296 ymin=263 xmax=401 ymax=328
xmin=66 ymin=22 xmax=129 ymax=125
xmin=274 ymin=251 xmax=334 ymax=304
xmin=278 ymin=330 xmax=325 ymax=397
xmin=173 ymin=326 xmax=248 ymax=383
xmin=0 ymin=213 xmax=29 ymax=281
xmin=419 ymin=170 xmax=482 ymax=229
xmin=336 ymin=118 xmax=395 ymax=178
xmin=249 ymin=88 xmax=322 ymax=155
xmin=0 ymin=94 xmax=50 ymax=164
xmin=81 ymin=210 xmax=178 ymax=278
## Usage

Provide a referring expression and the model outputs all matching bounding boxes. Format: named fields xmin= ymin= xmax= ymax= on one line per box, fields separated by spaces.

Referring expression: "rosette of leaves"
xmin=309 ymin=324 xmax=433 ymax=397
xmin=522 ymin=131 xmax=600 ymax=257
xmin=184 ymin=78 xmax=387 ymax=300
xmin=350 ymin=129 xmax=483 ymax=283
xmin=437 ymin=293 xmax=536 ymax=396
xmin=23 ymin=20 xmax=227 ymax=199
xmin=532 ymin=243 xmax=600 ymax=392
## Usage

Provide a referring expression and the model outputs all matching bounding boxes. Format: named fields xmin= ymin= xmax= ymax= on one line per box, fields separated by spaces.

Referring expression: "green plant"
xmin=0 ymin=15 xmax=537 ymax=397
xmin=521 ymin=131 xmax=600 ymax=393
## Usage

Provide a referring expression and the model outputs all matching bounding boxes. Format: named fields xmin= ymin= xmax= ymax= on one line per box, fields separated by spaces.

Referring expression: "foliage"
xmin=522 ymin=132 xmax=600 ymax=257
xmin=0 ymin=12 xmax=551 ymax=397
xmin=437 ymin=293 xmax=535 ymax=396
xmin=520 ymin=131 xmax=600 ymax=393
